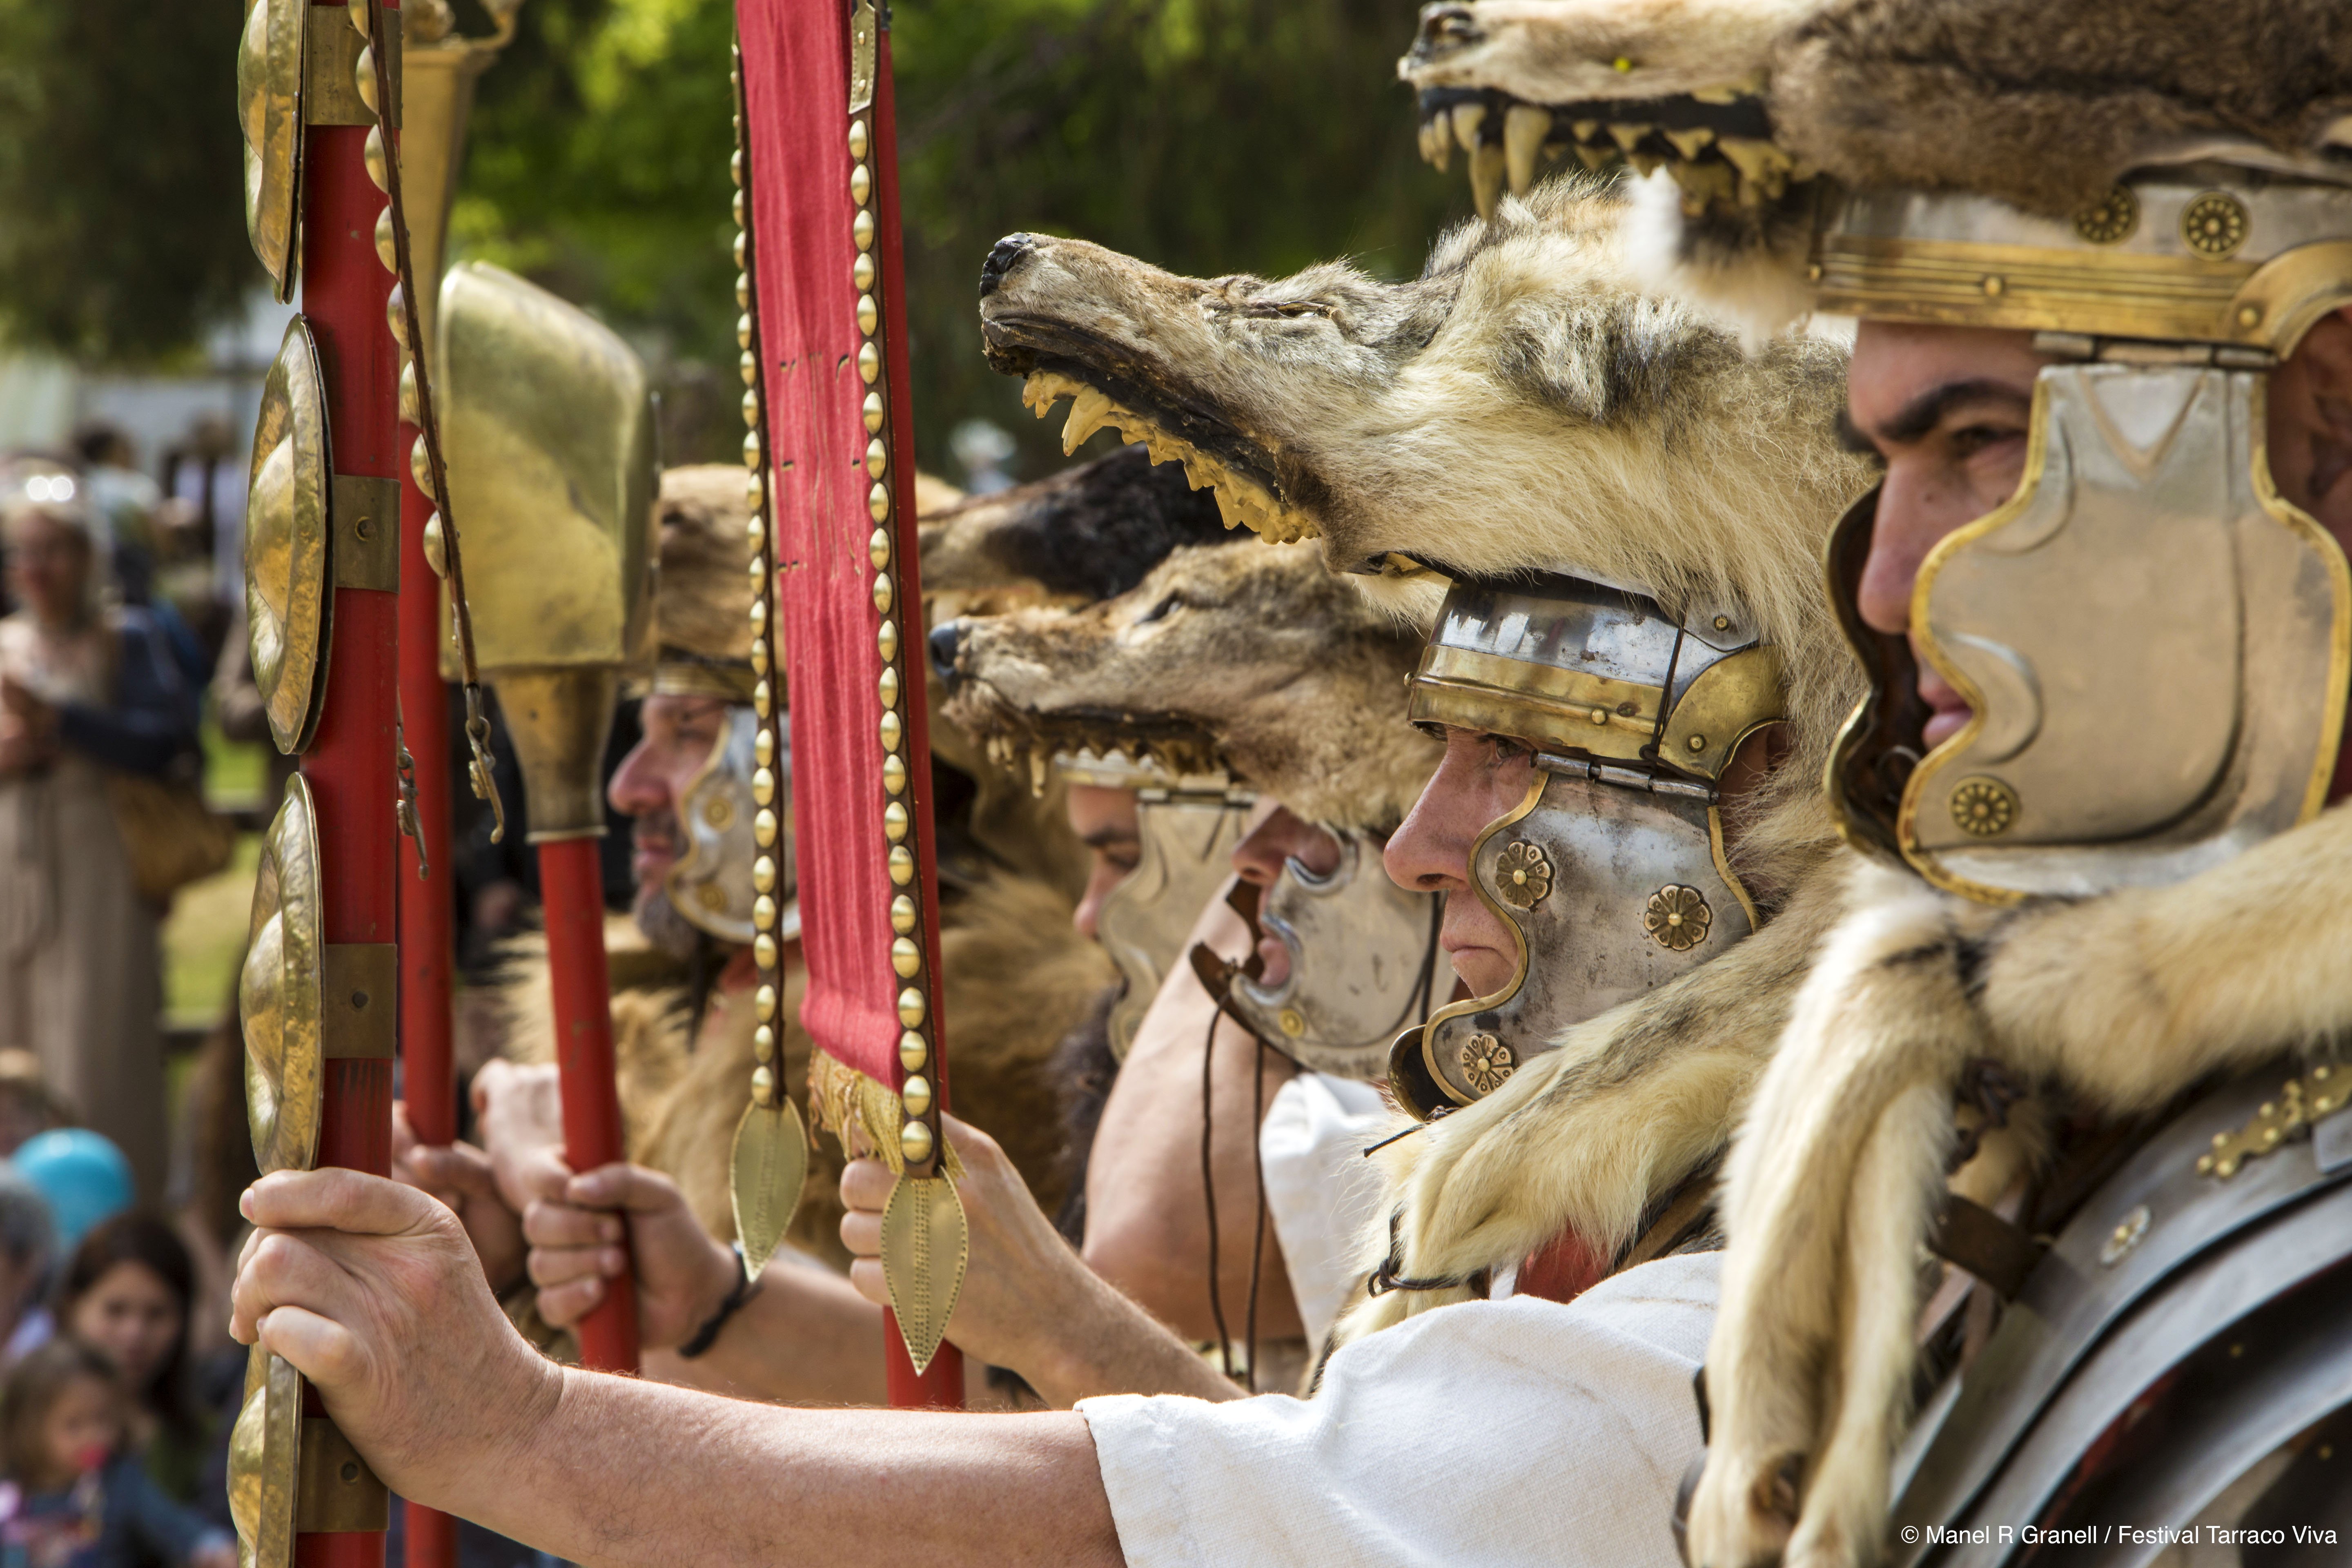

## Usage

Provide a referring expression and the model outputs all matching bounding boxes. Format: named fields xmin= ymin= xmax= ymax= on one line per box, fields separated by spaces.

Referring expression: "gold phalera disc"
xmin=868 ymin=527 xmax=891 ymax=570
xmin=755 ymin=808 xmax=778 ymax=847
xmin=883 ymin=802 xmax=909 ymax=842
xmin=899 ymin=1119 xmax=935 ymax=1167
xmin=242 ymin=776 xmax=325 ymax=1177
xmin=899 ymin=1031 xmax=927 ymax=1073
xmin=898 ymin=987 xmax=926 ymax=1029
xmin=891 ymin=936 xmax=920 ymax=978
xmin=756 ymin=984 xmax=777 ymax=1022
xmin=862 ymin=391 xmax=885 ymax=433
xmin=888 ymin=846 xmax=914 ymax=886
xmin=246 ymin=320 xmax=336 ymax=754
xmin=882 ymin=753 xmax=906 ymax=795
xmin=879 ymin=710 xmax=903 ymax=752
xmin=878 ymin=668 xmax=900 ymax=708
xmin=853 ymin=209 xmax=875 ymax=251
xmin=901 ymin=1074 xmax=933 ymax=1118
xmin=891 ymin=894 xmax=916 ymax=935
xmin=877 ymin=621 xmax=899 ymax=663
xmin=872 ymin=572 xmax=894 ymax=615
xmin=755 ymin=933 xmax=777 ymax=970
xmin=753 ymin=1025 xmax=775 ymax=1065
xmin=854 ymin=253 xmax=876 ymax=292
xmin=858 ymin=342 xmax=880 ymax=383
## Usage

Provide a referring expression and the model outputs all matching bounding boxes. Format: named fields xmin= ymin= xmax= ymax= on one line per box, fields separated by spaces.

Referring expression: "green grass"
xmin=162 ymin=832 xmax=259 ymax=1032
xmin=202 ymin=716 xmax=269 ymax=813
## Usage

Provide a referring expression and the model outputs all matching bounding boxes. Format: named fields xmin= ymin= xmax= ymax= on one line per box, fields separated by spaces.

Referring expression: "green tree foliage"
xmin=0 ymin=0 xmax=250 ymax=363
xmin=452 ymin=0 xmax=1461 ymax=476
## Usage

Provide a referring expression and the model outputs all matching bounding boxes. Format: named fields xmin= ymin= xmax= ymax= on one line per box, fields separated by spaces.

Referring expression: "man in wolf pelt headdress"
xmin=1392 ymin=2 xmax=2352 ymax=1561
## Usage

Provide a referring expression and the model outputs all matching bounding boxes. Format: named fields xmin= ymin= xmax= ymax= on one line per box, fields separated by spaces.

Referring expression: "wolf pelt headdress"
xmin=976 ymin=184 xmax=1890 ymax=1346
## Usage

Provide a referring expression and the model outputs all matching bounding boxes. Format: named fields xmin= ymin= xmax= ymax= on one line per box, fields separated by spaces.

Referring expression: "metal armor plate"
xmin=671 ymin=707 xmax=793 ymax=944
xmin=1096 ymin=790 xmax=1253 ymax=1060
xmin=1225 ymin=830 xmax=1441 ymax=1080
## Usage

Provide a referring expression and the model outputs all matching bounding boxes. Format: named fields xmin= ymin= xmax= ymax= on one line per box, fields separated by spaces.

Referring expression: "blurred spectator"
xmin=159 ymin=419 xmax=242 ymax=632
xmin=10 ymin=1138 xmax=131 ymax=1258
xmin=0 ymin=1341 xmax=232 ymax=1568
xmin=0 ymin=1173 xmax=56 ymax=1370
xmin=0 ymin=1056 xmax=70 ymax=1161
xmin=55 ymin=1219 xmax=220 ymax=1512
xmin=1 ymin=501 xmax=202 ymax=1200
xmin=64 ymin=431 xmax=156 ymax=572
xmin=949 ymin=419 xmax=1016 ymax=496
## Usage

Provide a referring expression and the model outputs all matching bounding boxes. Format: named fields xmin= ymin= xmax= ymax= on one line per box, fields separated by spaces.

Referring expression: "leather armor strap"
xmin=1928 ymin=1191 xmax=2045 ymax=1299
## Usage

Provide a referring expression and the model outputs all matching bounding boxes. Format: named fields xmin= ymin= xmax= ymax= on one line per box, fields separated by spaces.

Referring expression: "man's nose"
xmin=978 ymin=234 xmax=1038 ymax=300
xmin=928 ymin=620 xmax=962 ymax=686
xmin=606 ymin=740 xmax=666 ymax=818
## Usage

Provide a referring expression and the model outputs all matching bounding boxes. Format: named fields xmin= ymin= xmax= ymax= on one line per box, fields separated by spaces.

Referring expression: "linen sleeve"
xmin=1078 ymin=1253 xmax=1719 ymax=1568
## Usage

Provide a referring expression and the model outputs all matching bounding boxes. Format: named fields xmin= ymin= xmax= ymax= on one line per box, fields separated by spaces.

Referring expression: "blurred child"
xmin=0 ymin=1341 xmax=231 ymax=1568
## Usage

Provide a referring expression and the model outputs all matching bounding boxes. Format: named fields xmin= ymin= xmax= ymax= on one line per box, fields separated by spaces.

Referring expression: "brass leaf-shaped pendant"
xmin=729 ymin=1099 xmax=809 ymax=1274
xmin=879 ymin=1174 xmax=968 ymax=1374
xmin=228 ymin=1345 xmax=302 ymax=1568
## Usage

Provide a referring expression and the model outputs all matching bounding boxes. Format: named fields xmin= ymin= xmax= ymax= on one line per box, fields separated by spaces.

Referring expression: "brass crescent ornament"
xmin=245 ymin=319 xmax=335 ymax=755
xmin=729 ymin=1098 xmax=810 ymax=1274
xmin=242 ymin=776 xmax=325 ymax=1176
xmin=878 ymin=1174 xmax=969 ymax=1375
xmin=236 ymin=0 xmax=306 ymax=300
xmin=227 ymin=1343 xmax=302 ymax=1568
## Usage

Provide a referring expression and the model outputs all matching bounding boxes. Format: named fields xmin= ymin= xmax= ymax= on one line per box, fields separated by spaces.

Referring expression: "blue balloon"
xmin=10 ymin=1130 xmax=135 ymax=1251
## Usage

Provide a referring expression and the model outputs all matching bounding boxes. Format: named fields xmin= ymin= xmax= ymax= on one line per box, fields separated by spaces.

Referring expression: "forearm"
xmin=443 ymin=1370 xmax=1120 ymax=1568
xmin=1020 ymin=1265 xmax=1244 ymax=1409
xmin=646 ymin=1252 xmax=886 ymax=1406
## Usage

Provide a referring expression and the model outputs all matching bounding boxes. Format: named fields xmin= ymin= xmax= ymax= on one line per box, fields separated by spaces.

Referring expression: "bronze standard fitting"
xmin=487 ymin=667 xmax=622 ymax=841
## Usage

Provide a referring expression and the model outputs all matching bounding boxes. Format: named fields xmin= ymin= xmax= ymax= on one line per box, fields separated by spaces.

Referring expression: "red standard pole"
xmin=296 ymin=4 xmax=397 ymax=1564
xmin=537 ymin=837 xmax=639 ymax=1371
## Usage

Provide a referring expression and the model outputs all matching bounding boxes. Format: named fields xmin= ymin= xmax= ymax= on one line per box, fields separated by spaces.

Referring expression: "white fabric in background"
xmin=1080 ymin=1252 xmax=1718 ymax=1568
xmin=1257 ymin=1072 xmax=1393 ymax=1349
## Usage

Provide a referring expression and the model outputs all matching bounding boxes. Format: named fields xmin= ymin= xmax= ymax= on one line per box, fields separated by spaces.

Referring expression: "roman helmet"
xmin=1388 ymin=571 xmax=1786 ymax=1116
xmin=650 ymin=464 xmax=797 ymax=946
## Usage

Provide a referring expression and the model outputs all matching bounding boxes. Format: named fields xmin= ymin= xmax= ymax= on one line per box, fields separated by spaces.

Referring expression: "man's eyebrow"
xmin=1862 ymin=379 xmax=2034 ymax=447
xmin=1080 ymin=826 xmax=1140 ymax=849
xmin=1834 ymin=408 xmax=1879 ymax=456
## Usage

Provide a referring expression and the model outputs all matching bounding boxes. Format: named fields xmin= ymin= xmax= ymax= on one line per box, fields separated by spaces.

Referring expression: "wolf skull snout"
xmin=929 ymin=620 xmax=964 ymax=686
xmin=979 ymin=234 xmax=1040 ymax=300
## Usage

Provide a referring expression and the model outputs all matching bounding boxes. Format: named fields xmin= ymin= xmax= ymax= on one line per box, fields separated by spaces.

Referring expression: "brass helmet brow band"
xmin=1405 ymin=575 xmax=1785 ymax=784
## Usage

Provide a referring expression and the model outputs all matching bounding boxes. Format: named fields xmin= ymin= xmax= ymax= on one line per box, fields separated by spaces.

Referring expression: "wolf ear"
xmin=1623 ymin=171 xmax=1817 ymax=348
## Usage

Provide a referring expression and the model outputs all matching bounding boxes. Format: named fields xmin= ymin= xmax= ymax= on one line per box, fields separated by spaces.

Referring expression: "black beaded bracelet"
xmin=677 ymin=1244 xmax=761 ymax=1359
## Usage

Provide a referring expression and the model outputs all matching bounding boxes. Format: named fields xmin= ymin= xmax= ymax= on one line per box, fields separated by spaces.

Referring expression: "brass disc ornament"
xmin=227 ymin=1345 xmax=302 ymax=1568
xmin=242 ymin=776 xmax=325 ymax=1177
xmin=236 ymin=0 xmax=307 ymax=300
xmin=245 ymin=320 xmax=335 ymax=755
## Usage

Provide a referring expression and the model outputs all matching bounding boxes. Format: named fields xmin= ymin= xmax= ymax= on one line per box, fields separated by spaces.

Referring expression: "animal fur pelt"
xmin=497 ymin=869 xmax=1113 ymax=1258
xmin=918 ymin=445 xmax=1232 ymax=606
xmin=940 ymin=541 xmax=1442 ymax=834
xmin=1332 ymin=853 xmax=1853 ymax=1348
xmin=1686 ymin=800 xmax=2352 ymax=1568
xmin=978 ymin=176 xmax=1872 ymax=882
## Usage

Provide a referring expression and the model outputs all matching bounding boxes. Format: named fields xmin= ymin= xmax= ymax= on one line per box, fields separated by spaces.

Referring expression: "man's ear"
xmin=2268 ymin=306 xmax=2352 ymax=546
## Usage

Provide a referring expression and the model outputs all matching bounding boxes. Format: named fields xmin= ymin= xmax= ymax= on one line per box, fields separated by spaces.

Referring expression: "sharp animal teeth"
xmin=1663 ymin=126 xmax=1714 ymax=160
xmin=1029 ymin=750 xmax=1048 ymax=798
xmin=1629 ymin=153 xmax=1659 ymax=177
xmin=1450 ymin=102 xmax=1487 ymax=155
xmin=1418 ymin=117 xmax=1443 ymax=169
xmin=1606 ymin=122 xmax=1653 ymax=154
xmin=1061 ymin=387 xmax=1114 ymax=454
xmin=1575 ymin=144 xmax=1613 ymax=173
xmin=1670 ymin=158 xmax=1737 ymax=214
xmin=1503 ymin=105 xmax=1550 ymax=195
xmin=1718 ymin=137 xmax=1793 ymax=187
xmin=1469 ymin=140 xmax=1506 ymax=219
xmin=1570 ymin=120 xmax=1599 ymax=143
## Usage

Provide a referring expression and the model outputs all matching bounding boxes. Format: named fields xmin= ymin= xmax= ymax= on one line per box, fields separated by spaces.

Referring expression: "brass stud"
xmin=743 ymin=388 xmax=761 ymax=428
xmin=898 ymin=1030 xmax=927 ymax=1072
xmin=877 ymin=621 xmax=899 ymax=663
xmin=753 ymin=680 xmax=771 ymax=719
xmin=890 ymin=895 xmax=916 ymax=935
xmin=399 ymin=360 xmax=420 ymax=426
xmin=737 ymin=313 xmax=754 ymax=350
xmin=2237 ymin=303 xmax=2263 ymax=329
xmin=743 ymin=428 xmax=762 ymax=467
xmin=744 ymin=470 xmax=764 ymax=512
xmin=740 ymin=349 xmax=758 ymax=387
xmin=750 ymin=637 xmax=766 ymax=668
xmin=364 ymin=125 xmax=391 ymax=192
xmin=746 ymin=545 xmax=766 ymax=576
xmin=755 ymin=933 xmax=777 ymax=969
xmin=1713 ymin=615 xmax=1731 ymax=631
xmin=901 ymin=1073 xmax=933 ymax=1118
xmin=881 ymin=753 xmax=906 ymax=795
xmin=755 ymin=808 xmax=778 ymax=847
xmin=850 ymin=163 xmax=872 ymax=205
xmin=754 ymin=894 xmax=777 ymax=929
xmin=888 ymin=846 xmax=914 ymax=886
xmin=1588 ymin=707 xmax=1608 ymax=725
xmin=1687 ymin=734 xmax=1707 ymax=752
xmin=898 ymin=987 xmax=926 ymax=1028
xmin=733 ymin=231 xmax=747 ymax=271
xmin=848 ymin=119 xmax=869 ymax=159
xmin=2180 ymin=191 xmax=2250 ymax=259
xmin=410 ymin=432 xmax=433 ymax=494
xmin=899 ymin=1119 xmax=934 ymax=1166
xmin=868 ymin=481 xmax=890 ymax=523
xmin=731 ymin=149 xmax=745 ymax=188
xmin=422 ymin=514 xmax=447 ymax=577
xmin=732 ymin=189 xmax=744 ymax=229
xmin=1807 ymin=263 xmax=1824 ymax=283
xmin=373 ymin=204 xmax=397 ymax=272
xmin=879 ymin=710 xmax=903 ymax=751
xmin=755 ymin=729 xmax=773 ymax=768
xmin=753 ymin=1026 xmax=775 ymax=1065
xmin=347 ymin=0 xmax=371 ymax=38
xmin=862 ymin=391 xmax=885 ymax=433
xmin=853 ymin=210 xmax=875 ymax=251
xmin=883 ymin=802 xmax=909 ymax=842
xmin=872 ymin=572 xmax=894 ymax=616
xmin=878 ymin=668 xmax=900 ymax=710
xmin=868 ymin=527 xmax=891 ymax=570
xmin=756 ymin=984 xmax=777 ymax=1022
xmin=891 ymin=937 xmax=921 ymax=978
xmin=753 ymin=855 xmax=775 ymax=894
xmin=866 ymin=439 xmax=888 ymax=480
xmin=1981 ymin=275 xmax=2005 ymax=298
xmin=751 ymin=1065 xmax=774 ymax=1099
xmin=737 ymin=272 xmax=752 ymax=310
xmin=857 ymin=293 xmax=879 ymax=335
xmin=748 ymin=597 xmax=767 ymax=633
xmin=386 ymin=285 xmax=410 ymax=348
xmin=753 ymin=766 xmax=774 ymax=806
xmin=854 ymin=253 xmax=875 ymax=292
xmin=858 ymin=342 xmax=881 ymax=384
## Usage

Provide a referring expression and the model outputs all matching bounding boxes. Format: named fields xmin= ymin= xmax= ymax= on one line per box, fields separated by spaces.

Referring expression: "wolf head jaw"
xmin=938 ymin=541 xmax=1440 ymax=833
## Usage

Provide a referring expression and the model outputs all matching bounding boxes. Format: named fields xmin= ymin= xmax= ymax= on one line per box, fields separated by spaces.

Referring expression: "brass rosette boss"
xmin=245 ymin=319 xmax=335 ymax=755
xmin=727 ymin=41 xmax=810 ymax=1277
xmin=846 ymin=0 xmax=968 ymax=1376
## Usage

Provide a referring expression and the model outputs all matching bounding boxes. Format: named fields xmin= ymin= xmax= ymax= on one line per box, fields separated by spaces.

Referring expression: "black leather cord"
xmin=676 ymin=1244 xmax=760 ymax=1359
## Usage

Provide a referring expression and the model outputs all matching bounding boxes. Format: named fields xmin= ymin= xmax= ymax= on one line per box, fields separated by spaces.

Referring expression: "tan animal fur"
xmin=941 ymin=541 xmax=1441 ymax=834
xmin=1689 ymin=801 xmax=2352 ymax=1568
xmin=1401 ymin=0 xmax=1818 ymax=107
xmin=980 ymin=177 xmax=1871 ymax=894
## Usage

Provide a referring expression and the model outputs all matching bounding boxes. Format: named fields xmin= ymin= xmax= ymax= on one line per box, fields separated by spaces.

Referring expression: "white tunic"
xmin=1256 ymin=1072 xmax=1392 ymax=1350
xmin=1079 ymin=1252 xmax=1718 ymax=1568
